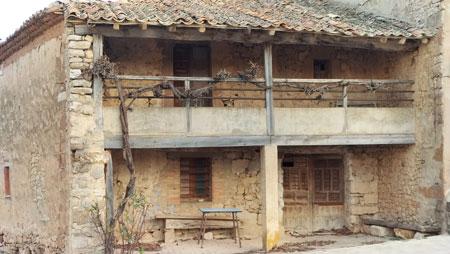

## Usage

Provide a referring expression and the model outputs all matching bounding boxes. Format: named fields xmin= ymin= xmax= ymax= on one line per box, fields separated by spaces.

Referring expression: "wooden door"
xmin=173 ymin=44 xmax=212 ymax=107
xmin=282 ymin=155 xmax=345 ymax=233
xmin=282 ymin=155 xmax=313 ymax=233
xmin=311 ymin=157 xmax=345 ymax=231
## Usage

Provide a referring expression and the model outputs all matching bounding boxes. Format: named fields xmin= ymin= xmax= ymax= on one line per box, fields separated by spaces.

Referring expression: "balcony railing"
xmin=103 ymin=75 xmax=414 ymax=109
xmin=101 ymin=75 xmax=415 ymax=148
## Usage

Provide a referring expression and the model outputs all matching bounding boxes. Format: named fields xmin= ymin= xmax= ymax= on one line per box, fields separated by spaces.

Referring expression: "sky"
xmin=0 ymin=0 xmax=55 ymax=41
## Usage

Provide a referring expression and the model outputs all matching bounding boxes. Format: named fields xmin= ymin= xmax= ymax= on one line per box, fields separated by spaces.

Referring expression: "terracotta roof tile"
xmin=66 ymin=0 xmax=433 ymax=39
xmin=0 ymin=0 xmax=436 ymax=64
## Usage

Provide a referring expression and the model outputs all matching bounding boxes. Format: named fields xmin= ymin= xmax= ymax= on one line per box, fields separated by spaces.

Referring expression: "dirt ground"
xmin=152 ymin=233 xmax=392 ymax=254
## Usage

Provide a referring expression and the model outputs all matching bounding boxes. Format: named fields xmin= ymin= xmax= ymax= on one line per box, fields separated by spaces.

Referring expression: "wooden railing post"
xmin=342 ymin=85 xmax=348 ymax=109
xmin=264 ymin=43 xmax=274 ymax=136
xmin=185 ymin=80 xmax=191 ymax=133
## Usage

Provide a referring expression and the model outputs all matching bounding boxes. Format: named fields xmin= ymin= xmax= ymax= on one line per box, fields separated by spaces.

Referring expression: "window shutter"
xmin=4 ymin=166 xmax=10 ymax=197
xmin=180 ymin=158 xmax=212 ymax=201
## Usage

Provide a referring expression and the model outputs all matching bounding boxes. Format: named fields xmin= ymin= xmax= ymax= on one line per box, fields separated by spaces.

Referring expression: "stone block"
xmin=413 ymin=232 xmax=428 ymax=239
xmin=70 ymin=62 xmax=90 ymax=69
xmin=68 ymin=49 xmax=85 ymax=57
xmin=70 ymin=69 xmax=82 ymax=79
xmin=67 ymin=35 xmax=83 ymax=41
xmin=164 ymin=229 xmax=175 ymax=243
xmin=71 ymin=80 xmax=91 ymax=88
xmin=68 ymin=41 xmax=92 ymax=50
xmin=204 ymin=232 xmax=214 ymax=240
xmin=362 ymin=224 xmax=371 ymax=234
xmin=84 ymin=35 xmax=93 ymax=42
xmin=393 ymin=228 xmax=415 ymax=239
xmin=72 ymin=88 xmax=93 ymax=95
xmin=69 ymin=57 xmax=83 ymax=63
xmin=369 ymin=225 xmax=394 ymax=237
xmin=85 ymin=50 xmax=93 ymax=59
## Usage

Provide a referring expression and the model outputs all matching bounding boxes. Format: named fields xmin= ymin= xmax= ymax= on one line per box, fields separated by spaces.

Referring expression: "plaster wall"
xmin=0 ymin=22 xmax=68 ymax=253
xmin=103 ymin=107 xmax=414 ymax=138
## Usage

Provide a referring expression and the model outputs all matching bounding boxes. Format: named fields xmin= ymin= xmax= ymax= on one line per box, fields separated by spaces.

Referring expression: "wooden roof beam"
xmin=95 ymin=25 xmax=422 ymax=52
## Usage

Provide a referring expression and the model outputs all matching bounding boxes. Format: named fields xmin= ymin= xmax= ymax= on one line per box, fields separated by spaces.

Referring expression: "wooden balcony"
xmin=102 ymin=75 xmax=415 ymax=149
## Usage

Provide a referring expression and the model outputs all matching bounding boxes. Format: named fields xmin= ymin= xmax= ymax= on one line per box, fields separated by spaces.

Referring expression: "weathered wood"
xmin=185 ymin=80 xmax=191 ymax=133
xmin=111 ymin=75 xmax=414 ymax=85
xmin=165 ymin=219 xmax=235 ymax=230
xmin=342 ymin=86 xmax=348 ymax=109
xmin=155 ymin=215 xmax=235 ymax=221
xmin=104 ymin=134 xmax=415 ymax=149
xmin=264 ymin=43 xmax=274 ymax=136
xmin=105 ymin=135 xmax=269 ymax=149
xmin=93 ymin=34 xmax=104 ymax=131
xmin=95 ymin=25 xmax=420 ymax=51
xmin=105 ymin=151 xmax=114 ymax=230
xmin=362 ymin=217 xmax=440 ymax=233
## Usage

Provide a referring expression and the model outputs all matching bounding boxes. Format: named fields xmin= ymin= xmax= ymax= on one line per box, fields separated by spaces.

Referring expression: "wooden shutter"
xmin=313 ymin=158 xmax=343 ymax=205
xmin=180 ymin=158 xmax=212 ymax=201
xmin=173 ymin=44 xmax=212 ymax=107
xmin=283 ymin=156 xmax=308 ymax=205
xmin=4 ymin=166 xmax=10 ymax=197
xmin=313 ymin=59 xmax=331 ymax=79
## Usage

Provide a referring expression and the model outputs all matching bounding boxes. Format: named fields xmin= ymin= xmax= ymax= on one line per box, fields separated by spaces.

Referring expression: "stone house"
xmin=0 ymin=0 xmax=450 ymax=253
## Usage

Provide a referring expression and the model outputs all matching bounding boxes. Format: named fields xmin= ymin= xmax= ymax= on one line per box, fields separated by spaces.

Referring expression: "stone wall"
xmin=65 ymin=23 xmax=106 ymax=253
xmin=112 ymin=148 xmax=263 ymax=241
xmin=345 ymin=148 xmax=379 ymax=232
xmin=0 ymin=22 xmax=68 ymax=253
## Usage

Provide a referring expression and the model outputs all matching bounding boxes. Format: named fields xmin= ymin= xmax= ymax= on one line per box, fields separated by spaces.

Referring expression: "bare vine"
xmin=91 ymin=56 xmax=137 ymax=254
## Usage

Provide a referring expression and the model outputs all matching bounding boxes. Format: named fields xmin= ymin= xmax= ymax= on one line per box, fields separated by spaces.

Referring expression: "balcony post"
xmin=342 ymin=85 xmax=348 ymax=109
xmin=264 ymin=43 xmax=274 ymax=136
xmin=260 ymin=144 xmax=280 ymax=251
xmin=93 ymin=34 xmax=104 ymax=131
xmin=185 ymin=80 xmax=191 ymax=133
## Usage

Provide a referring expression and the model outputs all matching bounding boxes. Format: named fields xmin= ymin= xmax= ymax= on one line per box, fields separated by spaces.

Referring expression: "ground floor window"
xmin=3 ymin=166 xmax=10 ymax=197
xmin=180 ymin=158 xmax=212 ymax=201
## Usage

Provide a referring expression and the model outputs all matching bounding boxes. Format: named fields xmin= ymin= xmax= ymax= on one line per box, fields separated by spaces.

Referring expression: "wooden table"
xmin=198 ymin=208 xmax=242 ymax=248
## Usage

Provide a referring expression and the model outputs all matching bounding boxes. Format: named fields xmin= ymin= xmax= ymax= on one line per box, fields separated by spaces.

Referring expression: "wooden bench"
xmin=155 ymin=215 xmax=238 ymax=243
xmin=362 ymin=216 xmax=440 ymax=233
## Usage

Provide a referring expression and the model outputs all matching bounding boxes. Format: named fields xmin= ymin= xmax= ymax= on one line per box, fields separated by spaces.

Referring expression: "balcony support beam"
xmin=104 ymin=134 xmax=415 ymax=149
xmin=264 ymin=43 xmax=274 ymax=136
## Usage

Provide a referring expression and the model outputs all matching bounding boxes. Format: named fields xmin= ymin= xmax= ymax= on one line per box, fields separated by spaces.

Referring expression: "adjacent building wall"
xmin=440 ymin=0 xmax=450 ymax=232
xmin=0 ymin=22 xmax=68 ymax=252
xmin=330 ymin=0 xmax=441 ymax=28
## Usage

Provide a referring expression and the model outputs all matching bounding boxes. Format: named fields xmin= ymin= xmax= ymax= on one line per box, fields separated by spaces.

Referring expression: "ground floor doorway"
xmin=282 ymin=154 xmax=345 ymax=233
